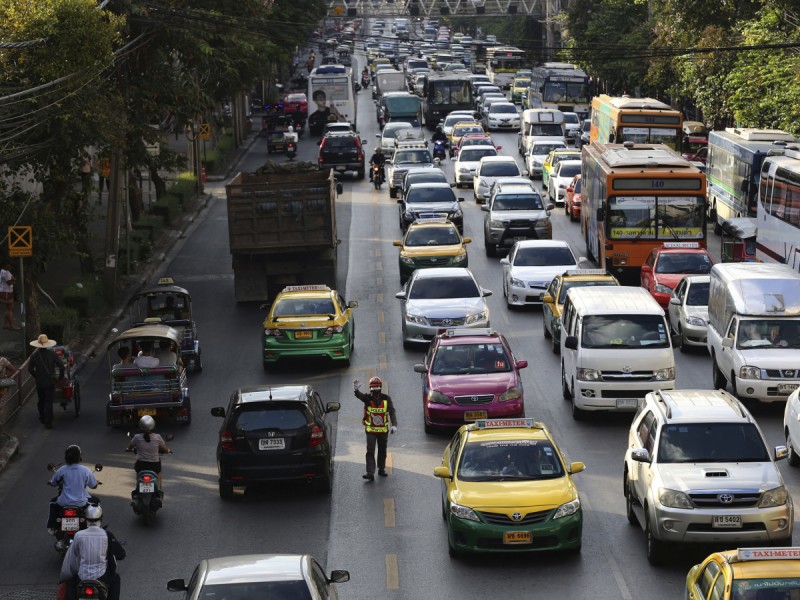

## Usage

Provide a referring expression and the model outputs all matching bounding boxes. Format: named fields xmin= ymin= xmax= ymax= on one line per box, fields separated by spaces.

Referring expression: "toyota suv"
xmin=317 ymin=132 xmax=366 ymax=179
xmin=623 ymin=389 xmax=793 ymax=565
xmin=482 ymin=179 xmax=554 ymax=256
xmin=387 ymin=141 xmax=435 ymax=198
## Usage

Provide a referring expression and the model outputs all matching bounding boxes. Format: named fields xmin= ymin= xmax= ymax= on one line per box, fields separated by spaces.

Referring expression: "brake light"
xmin=63 ymin=509 xmax=78 ymax=517
xmin=354 ymin=136 xmax=363 ymax=160
xmin=142 ymin=474 xmax=153 ymax=483
xmin=221 ymin=430 xmax=236 ymax=451
xmin=83 ymin=586 xmax=96 ymax=596
xmin=309 ymin=424 xmax=324 ymax=447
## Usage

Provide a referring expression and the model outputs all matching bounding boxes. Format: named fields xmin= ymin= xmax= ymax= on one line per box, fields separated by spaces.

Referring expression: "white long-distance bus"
xmin=757 ymin=145 xmax=800 ymax=272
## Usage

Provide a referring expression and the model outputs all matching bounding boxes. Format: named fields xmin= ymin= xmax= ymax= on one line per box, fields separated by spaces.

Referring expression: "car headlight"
xmin=659 ymin=488 xmax=693 ymax=509
xmin=489 ymin=219 xmax=505 ymax=228
xmin=406 ymin=313 xmax=427 ymax=325
xmin=685 ymin=316 xmax=705 ymax=327
xmin=498 ymin=386 xmax=522 ymax=402
xmin=537 ymin=218 xmax=550 ymax=227
xmin=465 ymin=310 xmax=487 ymax=325
xmin=449 ymin=502 xmax=480 ymax=522
xmin=740 ymin=366 xmax=761 ymax=379
xmin=553 ymin=498 xmax=581 ymax=520
xmin=427 ymin=390 xmax=452 ymax=405
xmin=654 ymin=284 xmax=673 ymax=295
xmin=509 ymin=277 xmax=525 ymax=288
xmin=400 ymin=255 xmax=415 ymax=265
xmin=654 ymin=367 xmax=675 ymax=381
xmin=452 ymin=252 xmax=467 ymax=263
xmin=576 ymin=368 xmax=601 ymax=381
xmin=759 ymin=486 xmax=789 ymax=508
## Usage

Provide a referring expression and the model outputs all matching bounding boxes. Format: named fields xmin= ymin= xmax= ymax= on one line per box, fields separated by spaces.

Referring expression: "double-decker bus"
xmin=422 ymin=73 xmax=472 ymax=129
xmin=581 ymin=142 xmax=707 ymax=283
xmin=307 ymin=64 xmax=357 ymax=135
xmin=757 ymin=146 xmax=800 ymax=272
xmin=526 ymin=63 xmax=590 ymax=120
xmin=590 ymin=95 xmax=682 ymax=151
xmin=485 ymin=46 xmax=526 ymax=90
xmin=706 ymin=128 xmax=797 ymax=233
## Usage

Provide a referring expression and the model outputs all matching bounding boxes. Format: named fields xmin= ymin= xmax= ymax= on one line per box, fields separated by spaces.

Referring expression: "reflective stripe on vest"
xmin=364 ymin=400 xmax=389 ymax=433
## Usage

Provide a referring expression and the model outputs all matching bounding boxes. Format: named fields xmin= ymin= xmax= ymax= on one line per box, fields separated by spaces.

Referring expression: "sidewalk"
xmin=0 ymin=127 xmax=260 ymax=473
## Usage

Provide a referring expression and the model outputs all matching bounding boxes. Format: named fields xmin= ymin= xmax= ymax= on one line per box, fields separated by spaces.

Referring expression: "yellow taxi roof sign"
xmin=564 ymin=269 xmax=608 ymax=277
xmin=472 ymin=418 xmax=541 ymax=430
xmin=282 ymin=285 xmax=331 ymax=293
xmin=158 ymin=277 xmax=175 ymax=285
xmin=736 ymin=547 xmax=800 ymax=561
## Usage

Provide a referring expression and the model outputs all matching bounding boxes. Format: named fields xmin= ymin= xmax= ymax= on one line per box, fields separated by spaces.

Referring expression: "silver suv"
xmin=482 ymin=179 xmax=554 ymax=256
xmin=623 ymin=389 xmax=793 ymax=565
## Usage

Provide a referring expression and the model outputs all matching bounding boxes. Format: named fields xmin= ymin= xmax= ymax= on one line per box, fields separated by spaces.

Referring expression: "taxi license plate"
xmin=503 ymin=531 xmax=532 ymax=545
xmin=778 ymin=383 xmax=799 ymax=394
xmin=464 ymin=411 xmax=487 ymax=421
xmin=712 ymin=515 xmax=742 ymax=529
xmin=61 ymin=517 xmax=80 ymax=532
xmin=139 ymin=482 xmax=155 ymax=494
xmin=259 ymin=438 xmax=285 ymax=450
xmin=616 ymin=398 xmax=639 ymax=409
xmin=138 ymin=408 xmax=157 ymax=416
xmin=294 ymin=330 xmax=313 ymax=339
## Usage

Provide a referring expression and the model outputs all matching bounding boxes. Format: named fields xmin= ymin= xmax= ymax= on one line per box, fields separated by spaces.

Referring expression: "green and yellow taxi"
xmin=262 ymin=285 xmax=357 ymax=369
xmin=434 ymin=418 xmax=585 ymax=557
xmin=541 ymin=148 xmax=581 ymax=190
xmin=509 ymin=77 xmax=531 ymax=104
xmin=393 ymin=219 xmax=471 ymax=285
xmin=686 ymin=547 xmax=800 ymax=599
xmin=542 ymin=269 xmax=619 ymax=353
xmin=370 ymin=57 xmax=391 ymax=74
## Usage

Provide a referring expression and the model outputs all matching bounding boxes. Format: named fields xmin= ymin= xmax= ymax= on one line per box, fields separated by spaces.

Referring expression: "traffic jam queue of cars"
xmin=276 ymin=20 xmax=800 ymax=595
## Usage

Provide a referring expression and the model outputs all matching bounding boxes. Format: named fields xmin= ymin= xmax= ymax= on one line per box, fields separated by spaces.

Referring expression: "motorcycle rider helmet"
xmin=85 ymin=504 xmax=103 ymax=523
xmin=436 ymin=124 xmax=443 ymax=132
xmin=368 ymin=376 xmax=382 ymax=392
xmin=287 ymin=125 xmax=294 ymax=133
xmin=64 ymin=445 xmax=82 ymax=464
xmin=139 ymin=415 xmax=155 ymax=432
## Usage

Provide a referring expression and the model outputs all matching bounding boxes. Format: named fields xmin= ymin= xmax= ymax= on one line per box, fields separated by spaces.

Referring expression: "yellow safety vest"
xmin=364 ymin=400 xmax=389 ymax=434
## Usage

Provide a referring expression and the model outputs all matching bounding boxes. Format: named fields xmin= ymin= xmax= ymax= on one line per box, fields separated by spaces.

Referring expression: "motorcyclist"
xmin=369 ymin=147 xmax=386 ymax=182
xmin=59 ymin=505 xmax=126 ymax=600
xmin=361 ymin=66 xmax=370 ymax=84
xmin=126 ymin=416 xmax=171 ymax=489
xmin=47 ymin=445 xmax=99 ymax=534
xmin=431 ymin=124 xmax=448 ymax=146
xmin=283 ymin=125 xmax=299 ymax=146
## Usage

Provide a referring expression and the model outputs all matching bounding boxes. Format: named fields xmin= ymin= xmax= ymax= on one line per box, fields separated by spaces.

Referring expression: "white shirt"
xmin=0 ymin=269 xmax=12 ymax=293
xmin=60 ymin=526 xmax=108 ymax=581
xmin=134 ymin=354 xmax=159 ymax=368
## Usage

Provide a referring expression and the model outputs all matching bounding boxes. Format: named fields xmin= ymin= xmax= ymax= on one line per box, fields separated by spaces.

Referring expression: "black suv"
xmin=211 ymin=384 xmax=340 ymax=498
xmin=317 ymin=132 xmax=366 ymax=179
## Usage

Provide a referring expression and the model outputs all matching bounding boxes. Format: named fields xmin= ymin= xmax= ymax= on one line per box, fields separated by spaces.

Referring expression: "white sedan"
xmin=547 ymin=159 xmax=582 ymax=205
xmin=500 ymin=240 xmax=581 ymax=308
xmin=452 ymin=145 xmax=497 ymax=188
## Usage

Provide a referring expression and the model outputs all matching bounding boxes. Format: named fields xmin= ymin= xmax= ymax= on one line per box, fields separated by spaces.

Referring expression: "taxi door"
xmin=667 ymin=279 xmax=687 ymax=335
xmin=686 ymin=559 xmax=725 ymax=600
xmin=441 ymin=431 xmax=463 ymax=510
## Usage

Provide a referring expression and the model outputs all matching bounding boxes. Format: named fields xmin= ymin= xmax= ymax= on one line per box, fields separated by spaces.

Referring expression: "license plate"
xmin=61 ymin=517 xmax=79 ymax=532
xmin=464 ymin=410 xmax=487 ymax=421
xmin=778 ymin=383 xmax=799 ymax=394
xmin=712 ymin=515 xmax=742 ymax=529
xmin=258 ymin=438 xmax=285 ymax=450
xmin=139 ymin=482 xmax=155 ymax=493
xmin=294 ymin=330 xmax=313 ymax=339
xmin=138 ymin=408 xmax=157 ymax=416
xmin=503 ymin=531 xmax=532 ymax=545
xmin=616 ymin=398 xmax=639 ymax=409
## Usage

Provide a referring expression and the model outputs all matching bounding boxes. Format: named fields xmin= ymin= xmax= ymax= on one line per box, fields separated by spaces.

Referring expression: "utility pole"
xmin=103 ymin=148 xmax=123 ymax=302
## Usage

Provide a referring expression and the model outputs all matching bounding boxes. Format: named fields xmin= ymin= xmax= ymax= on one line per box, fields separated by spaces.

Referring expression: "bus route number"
xmin=650 ymin=180 xmax=666 ymax=189
xmin=643 ymin=116 xmax=656 ymax=124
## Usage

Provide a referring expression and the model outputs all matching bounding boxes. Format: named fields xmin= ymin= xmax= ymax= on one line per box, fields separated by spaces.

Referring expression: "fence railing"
xmin=0 ymin=355 xmax=38 ymax=427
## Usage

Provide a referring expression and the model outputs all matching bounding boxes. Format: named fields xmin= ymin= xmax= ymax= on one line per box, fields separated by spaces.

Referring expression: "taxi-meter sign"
xmin=8 ymin=226 xmax=32 ymax=257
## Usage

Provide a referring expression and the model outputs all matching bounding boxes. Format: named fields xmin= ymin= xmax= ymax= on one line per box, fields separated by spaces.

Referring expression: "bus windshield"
xmin=429 ymin=80 xmax=471 ymax=105
xmin=543 ymin=81 xmax=589 ymax=103
xmin=607 ymin=196 xmax=704 ymax=240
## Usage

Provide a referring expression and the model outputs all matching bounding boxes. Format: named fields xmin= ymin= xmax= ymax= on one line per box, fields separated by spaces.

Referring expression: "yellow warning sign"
xmin=199 ymin=123 xmax=211 ymax=140
xmin=330 ymin=5 xmax=345 ymax=15
xmin=8 ymin=226 xmax=32 ymax=257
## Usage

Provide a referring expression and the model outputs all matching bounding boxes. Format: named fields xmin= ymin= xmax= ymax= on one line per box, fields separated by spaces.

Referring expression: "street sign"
xmin=8 ymin=226 xmax=32 ymax=257
xmin=198 ymin=123 xmax=211 ymax=140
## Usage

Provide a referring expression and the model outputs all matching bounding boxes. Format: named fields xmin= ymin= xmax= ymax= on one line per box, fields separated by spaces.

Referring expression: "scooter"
xmin=127 ymin=445 xmax=170 ymax=526
xmin=432 ymin=139 xmax=448 ymax=161
xmin=47 ymin=462 xmax=103 ymax=556
xmin=361 ymin=74 xmax=370 ymax=89
xmin=286 ymin=141 xmax=297 ymax=160
xmin=372 ymin=164 xmax=385 ymax=190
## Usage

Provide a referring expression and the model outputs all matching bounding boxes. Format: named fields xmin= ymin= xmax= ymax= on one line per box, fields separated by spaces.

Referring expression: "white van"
xmin=518 ymin=109 xmax=565 ymax=155
xmin=560 ymin=286 xmax=677 ymax=420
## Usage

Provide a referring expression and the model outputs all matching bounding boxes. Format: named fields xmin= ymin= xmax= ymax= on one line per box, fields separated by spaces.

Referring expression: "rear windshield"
xmin=454 ymin=125 xmax=484 ymax=136
xmin=408 ymin=276 xmax=480 ymax=299
xmin=558 ymin=163 xmax=581 ymax=178
xmin=199 ymin=581 xmax=312 ymax=600
xmin=406 ymin=173 xmax=447 ymax=187
xmin=657 ymin=423 xmax=769 ymax=463
xmin=273 ymin=298 xmax=335 ymax=316
xmin=323 ymin=136 xmax=357 ymax=150
xmin=558 ymin=281 xmax=616 ymax=304
xmin=231 ymin=405 xmax=310 ymax=433
xmin=458 ymin=440 xmax=564 ymax=482
xmin=493 ymin=194 xmax=543 ymax=211
xmin=532 ymin=144 xmax=565 ymax=156
xmin=432 ymin=342 xmax=511 ymax=375
xmin=655 ymin=253 xmax=712 ymax=275
xmin=481 ymin=162 xmax=520 ymax=177
xmin=581 ymin=315 xmax=669 ymax=349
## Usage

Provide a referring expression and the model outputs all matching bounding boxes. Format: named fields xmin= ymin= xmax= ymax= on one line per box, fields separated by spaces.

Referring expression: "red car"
xmin=282 ymin=93 xmax=308 ymax=117
xmin=451 ymin=134 xmax=500 ymax=159
xmin=640 ymin=242 xmax=714 ymax=309
xmin=413 ymin=328 xmax=527 ymax=433
xmin=564 ymin=174 xmax=581 ymax=222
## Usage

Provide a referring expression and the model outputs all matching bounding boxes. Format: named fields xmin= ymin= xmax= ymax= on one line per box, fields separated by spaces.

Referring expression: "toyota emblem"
xmin=511 ymin=512 xmax=523 ymax=521
xmin=718 ymin=493 xmax=734 ymax=504
xmin=267 ymin=431 xmax=276 ymax=437
xmin=431 ymin=258 xmax=438 ymax=263
xmin=470 ymin=396 xmax=479 ymax=403
xmin=442 ymin=318 xmax=453 ymax=325
xmin=622 ymin=366 xmax=633 ymax=373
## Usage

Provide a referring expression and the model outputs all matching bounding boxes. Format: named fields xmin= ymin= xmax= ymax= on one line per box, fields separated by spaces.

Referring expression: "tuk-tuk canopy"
xmin=133 ymin=285 xmax=192 ymax=323
xmin=109 ymin=324 xmax=181 ymax=349
xmin=721 ymin=217 xmax=758 ymax=240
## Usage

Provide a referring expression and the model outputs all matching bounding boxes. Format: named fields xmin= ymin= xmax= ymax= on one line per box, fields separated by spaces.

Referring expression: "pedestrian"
xmin=0 ymin=355 xmax=17 ymax=401
xmin=96 ymin=154 xmax=111 ymax=203
xmin=0 ymin=263 xmax=19 ymax=330
xmin=28 ymin=334 xmax=66 ymax=429
xmin=80 ymin=153 xmax=93 ymax=200
xmin=353 ymin=377 xmax=398 ymax=481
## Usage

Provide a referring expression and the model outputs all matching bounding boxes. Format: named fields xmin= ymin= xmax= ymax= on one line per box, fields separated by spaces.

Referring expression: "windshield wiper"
xmin=658 ymin=219 xmax=682 ymax=241
xmin=633 ymin=221 xmax=655 ymax=241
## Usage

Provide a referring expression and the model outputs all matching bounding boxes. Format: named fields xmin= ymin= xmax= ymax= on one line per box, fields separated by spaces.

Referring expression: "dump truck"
xmin=225 ymin=163 xmax=343 ymax=301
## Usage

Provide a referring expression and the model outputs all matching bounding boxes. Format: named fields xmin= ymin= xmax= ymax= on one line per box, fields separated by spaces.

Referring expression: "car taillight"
xmin=354 ymin=137 xmax=363 ymax=160
xmin=309 ymin=424 xmax=324 ymax=447
xmin=323 ymin=325 xmax=344 ymax=336
xmin=221 ymin=430 xmax=236 ymax=451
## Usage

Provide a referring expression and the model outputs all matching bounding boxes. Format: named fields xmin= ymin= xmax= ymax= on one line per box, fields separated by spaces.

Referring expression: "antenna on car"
xmin=269 ymin=387 xmax=273 ymax=401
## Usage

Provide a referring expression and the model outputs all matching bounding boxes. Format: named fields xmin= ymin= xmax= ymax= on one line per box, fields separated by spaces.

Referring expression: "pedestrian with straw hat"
xmin=28 ymin=334 xmax=65 ymax=429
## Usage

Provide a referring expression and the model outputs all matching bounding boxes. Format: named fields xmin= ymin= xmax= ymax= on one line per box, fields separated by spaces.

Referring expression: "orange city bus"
xmin=590 ymin=95 xmax=683 ymax=151
xmin=581 ymin=142 xmax=707 ymax=283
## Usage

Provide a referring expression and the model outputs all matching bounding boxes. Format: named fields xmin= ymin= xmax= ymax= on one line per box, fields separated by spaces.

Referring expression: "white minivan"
xmin=560 ymin=286 xmax=678 ymax=420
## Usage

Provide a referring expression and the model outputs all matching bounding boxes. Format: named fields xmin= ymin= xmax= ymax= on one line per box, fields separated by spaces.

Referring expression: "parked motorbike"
xmin=47 ymin=462 xmax=103 ymax=556
xmin=432 ymin=139 xmax=448 ymax=161
xmin=372 ymin=164 xmax=385 ymax=190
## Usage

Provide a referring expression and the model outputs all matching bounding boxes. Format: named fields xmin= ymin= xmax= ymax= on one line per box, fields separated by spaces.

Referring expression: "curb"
xmin=0 ymin=433 xmax=19 ymax=474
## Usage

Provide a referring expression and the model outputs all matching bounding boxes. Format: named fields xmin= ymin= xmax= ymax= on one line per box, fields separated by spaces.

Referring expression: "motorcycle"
xmin=432 ymin=139 xmax=448 ymax=161
xmin=361 ymin=74 xmax=370 ymax=89
xmin=127 ymin=438 xmax=171 ymax=526
xmin=286 ymin=141 xmax=297 ymax=160
xmin=47 ymin=462 xmax=103 ymax=556
xmin=371 ymin=164 xmax=385 ymax=190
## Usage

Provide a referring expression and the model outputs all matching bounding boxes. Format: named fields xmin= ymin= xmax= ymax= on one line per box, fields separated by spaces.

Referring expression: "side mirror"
xmin=329 ymin=570 xmax=350 ymax=584
xmin=393 ymin=240 xmax=403 ymax=246
xmin=669 ymin=296 xmax=681 ymax=305
xmin=450 ymin=156 xmax=456 ymax=161
xmin=210 ymin=407 xmax=225 ymax=418
xmin=564 ymin=335 xmax=578 ymax=350
xmin=566 ymin=187 xmax=573 ymax=194
xmin=348 ymin=300 xmax=359 ymax=308
xmin=546 ymin=203 xmax=555 ymax=211
xmin=395 ymin=291 xmax=407 ymax=300
xmin=433 ymin=466 xmax=452 ymax=479
xmin=500 ymin=257 xmax=510 ymax=265
xmin=543 ymin=294 xmax=554 ymax=304
xmin=722 ymin=338 xmax=734 ymax=348
xmin=336 ymin=183 xmax=344 ymax=195
xmin=481 ymin=289 xmax=493 ymax=297
xmin=671 ymin=334 xmax=682 ymax=348
xmin=94 ymin=464 xmax=103 ymax=472
xmin=516 ymin=360 xmax=528 ymax=369
xmin=325 ymin=402 xmax=341 ymax=413
xmin=480 ymin=204 xmax=489 ymax=212
xmin=376 ymin=133 xmax=382 ymax=138
xmin=775 ymin=446 xmax=789 ymax=461
xmin=434 ymin=158 xmax=441 ymax=165
xmin=167 ymin=579 xmax=188 ymax=593
xmin=413 ymin=363 xmax=427 ymax=373
xmin=630 ymin=448 xmax=651 ymax=464
xmin=497 ymin=146 xmax=503 ymax=150
xmin=641 ymin=265 xmax=652 ymax=275
xmin=463 ymin=237 xmax=472 ymax=244
xmin=457 ymin=197 xmax=464 ymax=202
xmin=596 ymin=207 xmax=605 ymax=222
xmin=568 ymin=461 xmax=585 ymax=474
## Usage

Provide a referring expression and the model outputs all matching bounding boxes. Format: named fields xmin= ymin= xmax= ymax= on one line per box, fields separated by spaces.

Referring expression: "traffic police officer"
xmin=353 ymin=377 xmax=398 ymax=481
